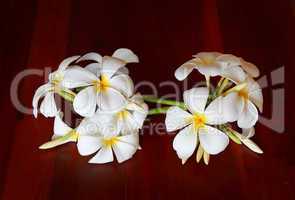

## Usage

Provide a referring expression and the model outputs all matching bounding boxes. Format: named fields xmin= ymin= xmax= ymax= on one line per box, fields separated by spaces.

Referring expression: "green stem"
xmin=39 ymin=130 xmax=78 ymax=149
xmin=57 ymin=89 xmax=76 ymax=102
xmin=148 ymin=107 xmax=170 ymax=115
xmin=143 ymin=96 xmax=186 ymax=109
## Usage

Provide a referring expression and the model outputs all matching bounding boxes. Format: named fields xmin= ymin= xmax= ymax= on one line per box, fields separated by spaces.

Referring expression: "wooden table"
xmin=1 ymin=0 xmax=294 ymax=199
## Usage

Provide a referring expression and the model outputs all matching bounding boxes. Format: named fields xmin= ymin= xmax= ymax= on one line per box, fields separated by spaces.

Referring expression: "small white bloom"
xmin=63 ymin=55 xmax=136 ymax=116
xmin=32 ymin=56 xmax=80 ymax=118
xmin=165 ymin=87 xmax=235 ymax=164
xmin=90 ymin=93 xmax=148 ymax=136
xmin=75 ymin=117 xmax=140 ymax=164
xmin=223 ymin=77 xmax=263 ymax=128
xmin=174 ymin=52 xmax=260 ymax=82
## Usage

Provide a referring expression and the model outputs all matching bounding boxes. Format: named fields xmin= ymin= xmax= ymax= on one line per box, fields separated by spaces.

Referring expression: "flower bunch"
xmin=33 ymin=48 xmax=149 ymax=164
xmin=145 ymin=52 xmax=263 ymax=165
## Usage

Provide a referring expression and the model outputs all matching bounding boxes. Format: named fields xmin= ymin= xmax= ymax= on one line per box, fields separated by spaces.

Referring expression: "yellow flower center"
xmin=201 ymin=57 xmax=214 ymax=65
xmin=238 ymin=88 xmax=249 ymax=99
xmin=93 ymin=74 xmax=110 ymax=92
xmin=192 ymin=113 xmax=207 ymax=130
xmin=117 ymin=110 xmax=129 ymax=120
xmin=102 ymin=137 xmax=119 ymax=147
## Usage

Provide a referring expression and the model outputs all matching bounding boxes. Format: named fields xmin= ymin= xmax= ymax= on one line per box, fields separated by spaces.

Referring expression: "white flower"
xmin=63 ymin=55 xmax=136 ymax=116
xmin=32 ymin=55 xmax=80 ymax=118
xmin=39 ymin=113 xmax=140 ymax=164
xmin=165 ymin=87 xmax=236 ymax=164
xmin=222 ymin=77 xmax=263 ymax=128
xmin=174 ymin=52 xmax=259 ymax=82
xmin=91 ymin=93 xmax=148 ymax=136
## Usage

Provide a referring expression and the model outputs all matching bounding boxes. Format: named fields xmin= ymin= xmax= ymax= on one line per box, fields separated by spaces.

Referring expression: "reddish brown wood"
xmin=1 ymin=0 xmax=294 ymax=199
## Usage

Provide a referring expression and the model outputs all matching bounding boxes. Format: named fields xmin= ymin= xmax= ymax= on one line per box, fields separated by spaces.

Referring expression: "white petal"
xmin=40 ymin=92 xmax=57 ymax=117
xmin=118 ymin=111 xmax=140 ymax=135
xmin=199 ymin=125 xmax=229 ymax=155
xmin=194 ymin=52 xmax=222 ymax=59
xmin=88 ymin=112 xmax=119 ymax=137
xmin=84 ymin=63 xmax=101 ymax=76
xmin=77 ymin=135 xmax=102 ymax=156
xmin=221 ymin=65 xmax=246 ymax=83
xmin=101 ymin=56 xmax=126 ymax=78
xmin=132 ymin=103 xmax=148 ymax=128
xmin=195 ymin=64 xmax=221 ymax=77
xmin=240 ymin=58 xmax=260 ymax=78
xmin=174 ymin=61 xmax=195 ymax=81
xmin=165 ymin=106 xmax=192 ymax=132
xmin=76 ymin=52 xmax=102 ymax=63
xmin=58 ymin=55 xmax=80 ymax=71
xmin=217 ymin=54 xmax=241 ymax=65
xmin=32 ymin=83 xmax=53 ymax=118
xmin=113 ymin=134 xmax=139 ymax=163
xmin=89 ymin=146 xmax=114 ymax=164
xmin=242 ymin=127 xmax=255 ymax=138
xmin=62 ymin=66 xmax=97 ymax=88
xmin=204 ymin=96 xmax=228 ymax=125
xmin=222 ymin=92 xmax=244 ymax=122
xmin=112 ymin=48 xmax=139 ymax=63
xmin=97 ymin=87 xmax=127 ymax=112
xmin=247 ymin=78 xmax=263 ymax=112
xmin=53 ymin=112 xmax=72 ymax=139
xmin=183 ymin=87 xmax=209 ymax=114
xmin=73 ymin=86 xmax=97 ymax=117
xmin=109 ymin=74 xmax=134 ymax=97
xmin=172 ymin=124 xmax=198 ymax=164
xmin=76 ymin=117 xmax=103 ymax=136
xmin=237 ymin=101 xmax=258 ymax=129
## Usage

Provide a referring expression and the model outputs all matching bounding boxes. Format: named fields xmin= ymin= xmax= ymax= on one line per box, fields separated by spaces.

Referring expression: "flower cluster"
xmin=166 ymin=52 xmax=263 ymax=165
xmin=33 ymin=48 xmax=148 ymax=164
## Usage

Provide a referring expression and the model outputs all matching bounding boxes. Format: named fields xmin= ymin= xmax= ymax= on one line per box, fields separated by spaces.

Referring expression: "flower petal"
xmin=52 ymin=112 xmax=72 ymax=139
xmin=174 ymin=61 xmax=195 ymax=81
xmin=242 ymin=127 xmax=255 ymax=138
xmin=109 ymin=74 xmax=134 ymax=97
xmin=101 ymin=56 xmax=126 ymax=78
xmin=85 ymin=63 xmax=101 ymax=76
xmin=199 ymin=125 xmax=229 ymax=155
xmin=240 ymin=58 xmax=260 ymax=78
xmin=172 ymin=124 xmax=198 ymax=164
xmin=165 ymin=106 xmax=192 ymax=132
xmin=237 ymin=101 xmax=258 ymax=129
xmin=62 ymin=66 xmax=97 ymax=88
xmin=88 ymin=146 xmax=114 ymax=164
xmin=204 ymin=96 xmax=228 ymax=125
xmin=58 ymin=55 xmax=80 ymax=71
xmin=247 ymin=78 xmax=263 ymax=112
xmin=195 ymin=63 xmax=221 ymax=77
xmin=77 ymin=135 xmax=102 ymax=156
xmin=32 ymin=83 xmax=53 ymax=118
xmin=40 ymin=92 xmax=57 ymax=117
xmin=221 ymin=65 xmax=246 ymax=83
xmin=112 ymin=48 xmax=139 ymax=63
xmin=97 ymin=87 xmax=127 ymax=112
xmin=183 ymin=87 xmax=209 ymax=114
xmin=222 ymin=92 xmax=244 ymax=122
xmin=76 ymin=52 xmax=102 ymax=63
xmin=113 ymin=134 xmax=139 ymax=163
xmin=73 ymin=86 xmax=97 ymax=117
xmin=132 ymin=103 xmax=148 ymax=128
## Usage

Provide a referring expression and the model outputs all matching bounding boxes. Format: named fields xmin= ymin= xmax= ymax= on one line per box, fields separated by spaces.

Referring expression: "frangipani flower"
xmin=92 ymin=93 xmax=148 ymax=136
xmin=165 ymin=87 xmax=234 ymax=164
xmin=223 ymin=77 xmax=263 ymax=128
xmin=78 ymin=132 xmax=140 ymax=164
xmin=39 ymin=112 xmax=140 ymax=164
xmin=174 ymin=52 xmax=259 ymax=83
xmin=63 ymin=55 xmax=136 ymax=117
xmin=32 ymin=55 xmax=80 ymax=118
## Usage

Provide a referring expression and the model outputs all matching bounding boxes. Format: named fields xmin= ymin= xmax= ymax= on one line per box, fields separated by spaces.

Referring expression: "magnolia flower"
xmin=165 ymin=87 xmax=235 ymax=164
xmin=32 ymin=55 xmax=80 ymax=118
xmin=174 ymin=52 xmax=259 ymax=83
xmin=223 ymin=77 xmax=263 ymax=128
xmin=40 ymin=112 xmax=140 ymax=164
xmin=91 ymin=93 xmax=148 ymax=136
xmin=63 ymin=55 xmax=136 ymax=116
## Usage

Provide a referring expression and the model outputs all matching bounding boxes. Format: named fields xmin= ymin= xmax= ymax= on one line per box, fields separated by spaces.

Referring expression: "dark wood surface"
xmin=1 ymin=0 xmax=294 ymax=199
